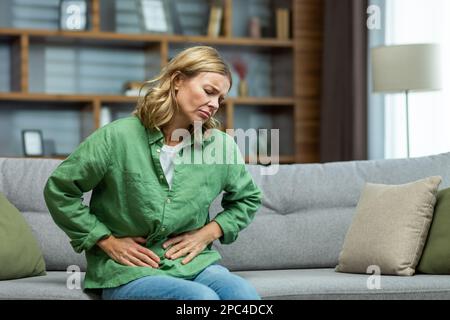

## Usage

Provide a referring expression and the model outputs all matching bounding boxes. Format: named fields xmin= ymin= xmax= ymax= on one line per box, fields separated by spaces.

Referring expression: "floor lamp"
xmin=371 ymin=44 xmax=442 ymax=158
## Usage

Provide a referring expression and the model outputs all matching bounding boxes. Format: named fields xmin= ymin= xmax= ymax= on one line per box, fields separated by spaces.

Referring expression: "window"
xmin=384 ymin=0 xmax=450 ymax=158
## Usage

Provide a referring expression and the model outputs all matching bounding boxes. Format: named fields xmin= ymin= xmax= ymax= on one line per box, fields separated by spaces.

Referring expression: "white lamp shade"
xmin=372 ymin=44 xmax=442 ymax=93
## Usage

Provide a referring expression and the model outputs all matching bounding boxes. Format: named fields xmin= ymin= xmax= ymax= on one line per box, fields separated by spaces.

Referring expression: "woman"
xmin=44 ymin=46 xmax=263 ymax=300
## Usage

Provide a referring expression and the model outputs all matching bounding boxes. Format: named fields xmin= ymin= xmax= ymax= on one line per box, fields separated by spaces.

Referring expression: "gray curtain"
xmin=320 ymin=0 xmax=368 ymax=162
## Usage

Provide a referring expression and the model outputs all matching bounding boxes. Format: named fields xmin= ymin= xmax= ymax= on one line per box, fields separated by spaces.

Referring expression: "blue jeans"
xmin=102 ymin=264 xmax=261 ymax=300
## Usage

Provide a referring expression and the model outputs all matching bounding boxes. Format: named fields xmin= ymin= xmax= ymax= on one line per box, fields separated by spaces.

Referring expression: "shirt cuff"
xmin=75 ymin=222 xmax=111 ymax=253
xmin=213 ymin=213 xmax=238 ymax=245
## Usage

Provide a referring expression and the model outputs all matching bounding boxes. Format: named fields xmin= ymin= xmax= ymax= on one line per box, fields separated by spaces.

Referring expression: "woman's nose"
xmin=209 ymin=99 xmax=220 ymax=110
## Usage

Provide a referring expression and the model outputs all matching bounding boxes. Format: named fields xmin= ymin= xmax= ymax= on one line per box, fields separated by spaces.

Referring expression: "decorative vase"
xmin=249 ymin=17 xmax=261 ymax=38
xmin=238 ymin=79 xmax=248 ymax=97
xmin=100 ymin=106 xmax=112 ymax=127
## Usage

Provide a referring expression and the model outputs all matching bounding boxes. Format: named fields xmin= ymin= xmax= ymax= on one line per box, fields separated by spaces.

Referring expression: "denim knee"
xmin=189 ymin=286 xmax=220 ymax=300
xmin=195 ymin=264 xmax=261 ymax=300
xmin=102 ymin=275 xmax=221 ymax=300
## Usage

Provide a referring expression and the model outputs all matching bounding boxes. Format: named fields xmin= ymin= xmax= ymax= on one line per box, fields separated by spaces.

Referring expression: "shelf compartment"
xmin=0 ymin=38 xmax=13 ymax=92
xmin=231 ymin=104 xmax=294 ymax=164
xmin=106 ymin=0 xmax=211 ymax=37
xmin=0 ymin=0 xmax=293 ymax=44
xmin=97 ymin=100 xmax=227 ymax=130
xmin=232 ymin=0 xmax=292 ymax=39
xmin=0 ymin=0 xmax=60 ymax=30
xmin=0 ymin=0 xmax=98 ymax=32
xmin=27 ymin=40 xmax=160 ymax=95
xmin=0 ymin=34 xmax=28 ymax=93
xmin=169 ymin=43 xmax=293 ymax=98
xmin=0 ymin=100 xmax=94 ymax=158
xmin=98 ymin=102 xmax=136 ymax=125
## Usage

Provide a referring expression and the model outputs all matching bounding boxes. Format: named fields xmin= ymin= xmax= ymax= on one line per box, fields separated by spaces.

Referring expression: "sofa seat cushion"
xmin=2 ymin=269 xmax=450 ymax=300
xmin=0 ymin=272 xmax=98 ymax=300
xmin=235 ymin=268 xmax=450 ymax=300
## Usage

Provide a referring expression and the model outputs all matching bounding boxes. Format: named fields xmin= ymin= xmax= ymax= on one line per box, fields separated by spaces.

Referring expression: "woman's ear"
xmin=172 ymin=71 xmax=185 ymax=91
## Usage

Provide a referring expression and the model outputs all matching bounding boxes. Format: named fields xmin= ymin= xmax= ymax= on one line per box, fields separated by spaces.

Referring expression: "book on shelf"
xmin=276 ymin=8 xmax=290 ymax=40
xmin=207 ymin=1 xmax=223 ymax=37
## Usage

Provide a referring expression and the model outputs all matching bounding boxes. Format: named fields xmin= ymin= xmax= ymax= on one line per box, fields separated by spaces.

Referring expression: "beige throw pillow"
xmin=336 ymin=176 xmax=442 ymax=276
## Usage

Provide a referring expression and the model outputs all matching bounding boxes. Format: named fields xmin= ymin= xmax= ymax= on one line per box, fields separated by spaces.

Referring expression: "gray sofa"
xmin=1 ymin=153 xmax=450 ymax=300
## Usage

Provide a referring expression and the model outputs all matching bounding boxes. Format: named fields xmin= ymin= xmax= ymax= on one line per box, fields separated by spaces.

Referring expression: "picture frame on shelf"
xmin=22 ymin=130 xmax=44 ymax=157
xmin=138 ymin=0 xmax=174 ymax=34
xmin=59 ymin=0 xmax=88 ymax=31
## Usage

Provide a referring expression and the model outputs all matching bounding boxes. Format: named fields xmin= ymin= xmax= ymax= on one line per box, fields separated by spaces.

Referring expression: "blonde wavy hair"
xmin=133 ymin=46 xmax=232 ymax=131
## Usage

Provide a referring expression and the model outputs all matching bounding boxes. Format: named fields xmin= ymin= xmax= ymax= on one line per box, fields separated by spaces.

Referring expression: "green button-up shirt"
xmin=43 ymin=116 xmax=262 ymax=289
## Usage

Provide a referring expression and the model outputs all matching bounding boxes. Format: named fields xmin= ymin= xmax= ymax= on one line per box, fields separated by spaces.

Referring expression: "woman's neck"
xmin=162 ymin=117 xmax=190 ymax=146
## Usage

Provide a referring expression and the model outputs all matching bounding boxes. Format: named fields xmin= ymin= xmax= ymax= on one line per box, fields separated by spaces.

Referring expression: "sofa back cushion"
xmin=211 ymin=153 xmax=450 ymax=271
xmin=22 ymin=211 xmax=87 ymax=272
xmin=1 ymin=153 xmax=450 ymax=272
xmin=0 ymin=158 xmax=92 ymax=212
xmin=0 ymin=158 xmax=89 ymax=271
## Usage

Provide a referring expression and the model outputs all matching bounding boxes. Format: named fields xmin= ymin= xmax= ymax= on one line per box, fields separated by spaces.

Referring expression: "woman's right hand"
xmin=96 ymin=235 xmax=160 ymax=268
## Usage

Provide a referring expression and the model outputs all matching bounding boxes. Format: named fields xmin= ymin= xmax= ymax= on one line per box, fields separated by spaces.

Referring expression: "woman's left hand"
xmin=162 ymin=221 xmax=223 ymax=265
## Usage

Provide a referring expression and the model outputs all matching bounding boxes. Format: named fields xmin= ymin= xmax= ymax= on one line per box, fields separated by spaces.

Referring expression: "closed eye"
xmin=205 ymin=87 xmax=226 ymax=105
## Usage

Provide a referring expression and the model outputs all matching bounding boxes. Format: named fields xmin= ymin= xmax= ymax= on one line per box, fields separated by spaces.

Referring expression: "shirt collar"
xmin=146 ymin=126 xmax=215 ymax=147
xmin=147 ymin=127 xmax=164 ymax=145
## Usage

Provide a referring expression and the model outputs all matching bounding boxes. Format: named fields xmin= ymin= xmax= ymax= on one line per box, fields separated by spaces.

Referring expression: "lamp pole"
xmin=405 ymin=90 xmax=410 ymax=158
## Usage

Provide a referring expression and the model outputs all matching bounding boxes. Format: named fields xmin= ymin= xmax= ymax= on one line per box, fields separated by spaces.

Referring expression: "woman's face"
xmin=174 ymin=72 xmax=230 ymax=126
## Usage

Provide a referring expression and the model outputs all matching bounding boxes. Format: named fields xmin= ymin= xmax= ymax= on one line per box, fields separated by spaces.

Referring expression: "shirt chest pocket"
xmin=187 ymin=166 xmax=217 ymax=219
xmin=123 ymin=171 xmax=155 ymax=216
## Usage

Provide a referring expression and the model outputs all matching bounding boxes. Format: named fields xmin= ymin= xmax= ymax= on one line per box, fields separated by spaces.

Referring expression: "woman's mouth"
xmin=198 ymin=110 xmax=211 ymax=119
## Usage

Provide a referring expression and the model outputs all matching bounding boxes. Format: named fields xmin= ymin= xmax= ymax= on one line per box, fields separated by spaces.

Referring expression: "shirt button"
xmin=156 ymin=148 xmax=161 ymax=153
xmin=159 ymin=175 xmax=164 ymax=180
xmin=166 ymin=198 xmax=171 ymax=204
xmin=160 ymin=227 xmax=166 ymax=232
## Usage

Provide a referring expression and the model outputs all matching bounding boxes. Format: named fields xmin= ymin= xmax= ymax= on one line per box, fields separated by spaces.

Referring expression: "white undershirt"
xmin=160 ymin=142 xmax=185 ymax=189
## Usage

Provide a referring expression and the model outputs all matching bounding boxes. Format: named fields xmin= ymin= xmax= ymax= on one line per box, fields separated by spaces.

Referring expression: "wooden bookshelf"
xmin=0 ymin=93 xmax=295 ymax=106
xmin=245 ymin=155 xmax=295 ymax=164
xmin=0 ymin=29 xmax=293 ymax=47
xmin=0 ymin=0 xmax=323 ymax=163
